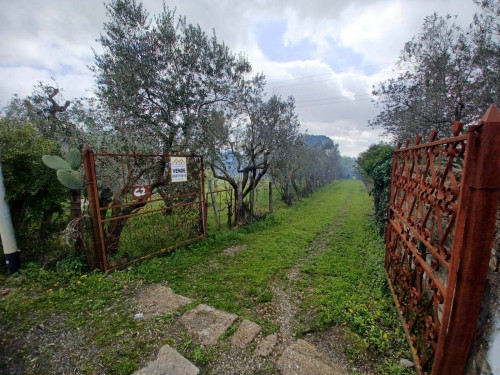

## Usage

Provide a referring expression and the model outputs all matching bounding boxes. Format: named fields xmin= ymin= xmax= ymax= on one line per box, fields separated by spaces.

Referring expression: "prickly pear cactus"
xmin=66 ymin=149 xmax=82 ymax=170
xmin=42 ymin=149 xmax=84 ymax=190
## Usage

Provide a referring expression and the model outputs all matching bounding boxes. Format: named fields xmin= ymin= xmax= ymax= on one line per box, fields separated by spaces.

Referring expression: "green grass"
xmin=294 ymin=183 xmax=412 ymax=373
xmin=0 ymin=180 xmax=412 ymax=374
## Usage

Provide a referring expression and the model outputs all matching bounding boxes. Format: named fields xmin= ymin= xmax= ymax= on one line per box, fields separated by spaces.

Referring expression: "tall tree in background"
xmin=207 ymin=87 xmax=302 ymax=217
xmin=299 ymin=135 xmax=340 ymax=194
xmin=473 ymin=0 xmax=500 ymax=110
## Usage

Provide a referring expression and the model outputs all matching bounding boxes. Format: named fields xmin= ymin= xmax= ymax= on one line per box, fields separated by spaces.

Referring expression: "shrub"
xmin=0 ymin=120 xmax=68 ymax=262
xmin=356 ymin=144 xmax=394 ymax=234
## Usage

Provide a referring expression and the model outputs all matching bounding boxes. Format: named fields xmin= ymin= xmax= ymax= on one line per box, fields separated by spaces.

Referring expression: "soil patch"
xmin=222 ymin=245 xmax=247 ymax=257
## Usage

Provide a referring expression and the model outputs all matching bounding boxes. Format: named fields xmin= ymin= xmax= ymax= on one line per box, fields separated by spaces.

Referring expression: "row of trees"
xmin=360 ymin=0 xmax=499 ymax=234
xmin=0 ymin=0 xmax=347 ymax=266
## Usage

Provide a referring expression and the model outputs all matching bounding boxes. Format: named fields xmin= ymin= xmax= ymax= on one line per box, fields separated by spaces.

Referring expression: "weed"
xmin=220 ymin=323 xmax=238 ymax=339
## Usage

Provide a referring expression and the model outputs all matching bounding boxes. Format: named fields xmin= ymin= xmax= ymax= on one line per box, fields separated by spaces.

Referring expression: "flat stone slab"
xmin=231 ymin=319 xmax=262 ymax=348
xmin=135 ymin=284 xmax=192 ymax=317
xmin=180 ymin=304 xmax=238 ymax=346
xmin=133 ymin=344 xmax=199 ymax=375
xmin=254 ymin=333 xmax=278 ymax=357
xmin=276 ymin=339 xmax=339 ymax=375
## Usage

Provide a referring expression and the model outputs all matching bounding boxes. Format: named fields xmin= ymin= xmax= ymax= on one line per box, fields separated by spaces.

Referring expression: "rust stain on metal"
xmin=385 ymin=105 xmax=500 ymax=375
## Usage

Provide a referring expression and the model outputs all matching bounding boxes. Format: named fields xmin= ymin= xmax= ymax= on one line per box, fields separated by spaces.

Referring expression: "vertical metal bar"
xmin=200 ymin=156 xmax=207 ymax=237
xmin=250 ymin=181 xmax=255 ymax=220
xmin=227 ymin=190 xmax=232 ymax=229
xmin=121 ymin=155 xmax=128 ymax=205
xmin=82 ymin=145 xmax=108 ymax=272
xmin=434 ymin=105 xmax=500 ymax=374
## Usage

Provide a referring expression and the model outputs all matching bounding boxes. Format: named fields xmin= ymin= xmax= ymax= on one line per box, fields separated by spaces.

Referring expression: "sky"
xmin=0 ymin=0 xmax=480 ymax=156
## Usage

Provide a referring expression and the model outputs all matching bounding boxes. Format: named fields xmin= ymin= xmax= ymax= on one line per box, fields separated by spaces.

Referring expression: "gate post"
xmin=434 ymin=105 xmax=500 ymax=374
xmin=82 ymin=145 xmax=107 ymax=272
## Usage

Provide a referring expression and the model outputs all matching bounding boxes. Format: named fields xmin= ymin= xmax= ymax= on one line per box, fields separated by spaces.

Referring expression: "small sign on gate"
xmin=171 ymin=157 xmax=188 ymax=182
xmin=132 ymin=185 xmax=151 ymax=200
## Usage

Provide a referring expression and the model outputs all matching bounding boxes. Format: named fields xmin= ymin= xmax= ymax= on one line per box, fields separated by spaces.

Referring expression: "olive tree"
xmin=91 ymin=0 xmax=254 ymax=253
xmin=92 ymin=0 xmax=251 ymax=154
xmin=205 ymin=77 xmax=302 ymax=220
xmin=371 ymin=6 xmax=500 ymax=143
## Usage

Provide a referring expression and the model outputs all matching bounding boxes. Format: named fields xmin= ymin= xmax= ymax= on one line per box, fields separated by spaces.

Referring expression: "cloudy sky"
xmin=0 ymin=0 xmax=480 ymax=156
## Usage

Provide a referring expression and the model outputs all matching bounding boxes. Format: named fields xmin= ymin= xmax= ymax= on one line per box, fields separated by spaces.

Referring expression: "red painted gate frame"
xmin=82 ymin=146 xmax=207 ymax=272
xmin=385 ymin=105 xmax=500 ymax=375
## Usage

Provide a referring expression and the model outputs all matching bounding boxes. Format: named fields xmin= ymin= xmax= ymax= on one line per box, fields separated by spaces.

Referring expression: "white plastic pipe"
xmin=0 ymin=161 xmax=20 ymax=272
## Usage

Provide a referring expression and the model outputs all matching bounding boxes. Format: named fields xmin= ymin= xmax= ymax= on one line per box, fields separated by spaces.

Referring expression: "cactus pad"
xmin=57 ymin=169 xmax=84 ymax=190
xmin=42 ymin=155 xmax=71 ymax=170
xmin=66 ymin=149 xmax=82 ymax=170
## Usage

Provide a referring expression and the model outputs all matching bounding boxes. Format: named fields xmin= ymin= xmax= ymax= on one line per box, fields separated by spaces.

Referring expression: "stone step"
xmin=180 ymin=304 xmax=238 ymax=346
xmin=276 ymin=339 xmax=340 ymax=375
xmin=133 ymin=344 xmax=199 ymax=375
xmin=231 ymin=319 xmax=262 ymax=348
xmin=135 ymin=284 xmax=192 ymax=318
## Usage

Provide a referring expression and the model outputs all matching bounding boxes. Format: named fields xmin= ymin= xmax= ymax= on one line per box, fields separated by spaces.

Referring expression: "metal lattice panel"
xmin=386 ymin=134 xmax=467 ymax=373
xmin=385 ymin=106 xmax=500 ymax=375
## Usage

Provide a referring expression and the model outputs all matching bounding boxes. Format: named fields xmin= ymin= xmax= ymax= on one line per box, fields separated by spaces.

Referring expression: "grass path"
xmin=0 ymin=180 xmax=413 ymax=374
xmin=138 ymin=180 xmax=355 ymax=313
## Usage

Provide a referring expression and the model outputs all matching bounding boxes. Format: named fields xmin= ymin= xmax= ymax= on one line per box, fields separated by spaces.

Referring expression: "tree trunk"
xmin=291 ymin=178 xmax=300 ymax=198
xmin=104 ymin=217 xmax=127 ymax=256
xmin=69 ymin=189 xmax=84 ymax=255
xmin=237 ymin=180 xmax=243 ymax=224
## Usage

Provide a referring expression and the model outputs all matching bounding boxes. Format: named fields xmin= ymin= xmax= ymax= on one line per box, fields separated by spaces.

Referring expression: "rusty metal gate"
xmin=385 ymin=105 xmax=500 ymax=374
xmin=82 ymin=146 xmax=206 ymax=272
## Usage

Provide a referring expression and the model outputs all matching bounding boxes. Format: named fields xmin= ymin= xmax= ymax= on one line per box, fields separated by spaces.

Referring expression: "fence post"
xmin=227 ymin=193 xmax=232 ymax=229
xmin=237 ymin=180 xmax=243 ymax=225
xmin=208 ymin=180 xmax=220 ymax=229
xmin=269 ymin=181 xmax=273 ymax=213
xmin=434 ymin=105 xmax=500 ymax=374
xmin=82 ymin=145 xmax=107 ymax=271
xmin=287 ymin=179 xmax=292 ymax=204
xmin=250 ymin=178 xmax=255 ymax=220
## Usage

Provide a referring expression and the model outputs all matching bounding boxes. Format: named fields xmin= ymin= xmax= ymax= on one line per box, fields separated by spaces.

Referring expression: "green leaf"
xmin=57 ymin=169 xmax=84 ymax=190
xmin=66 ymin=149 xmax=82 ymax=170
xmin=42 ymin=155 xmax=71 ymax=170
